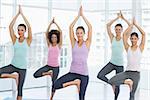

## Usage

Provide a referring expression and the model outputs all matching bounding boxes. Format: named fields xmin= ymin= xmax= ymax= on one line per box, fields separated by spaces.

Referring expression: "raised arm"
xmin=69 ymin=11 xmax=80 ymax=48
xmin=53 ymin=19 xmax=62 ymax=48
xmin=123 ymin=22 xmax=133 ymax=51
xmin=9 ymin=11 xmax=19 ymax=44
xmin=107 ymin=13 xmax=120 ymax=42
xmin=45 ymin=18 xmax=54 ymax=47
xmin=133 ymin=18 xmax=145 ymax=52
xmin=120 ymin=11 xmax=130 ymax=26
xmin=20 ymin=5 xmax=32 ymax=46
xmin=80 ymin=6 xmax=92 ymax=49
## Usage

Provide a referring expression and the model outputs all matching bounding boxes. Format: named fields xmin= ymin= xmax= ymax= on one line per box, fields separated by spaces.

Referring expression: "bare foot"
xmin=0 ymin=73 xmax=19 ymax=86
xmin=124 ymin=79 xmax=133 ymax=92
xmin=12 ymin=73 xmax=19 ymax=86
xmin=48 ymin=70 xmax=53 ymax=77
xmin=62 ymin=79 xmax=81 ymax=92
xmin=74 ymin=79 xmax=81 ymax=93
xmin=42 ymin=70 xmax=53 ymax=77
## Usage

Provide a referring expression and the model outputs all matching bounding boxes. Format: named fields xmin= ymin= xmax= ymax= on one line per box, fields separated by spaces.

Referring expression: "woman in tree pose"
xmin=33 ymin=17 xmax=62 ymax=93
xmin=0 ymin=5 xmax=32 ymax=100
xmin=109 ymin=18 xmax=145 ymax=100
xmin=50 ymin=6 xmax=92 ymax=100
xmin=97 ymin=11 xmax=130 ymax=100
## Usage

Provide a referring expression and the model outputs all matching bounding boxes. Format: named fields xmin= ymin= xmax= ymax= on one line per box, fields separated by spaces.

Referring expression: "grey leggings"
xmin=0 ymin=64 xmax=26 ymax=96
xmin=97 ymin=62 xmax=124 ymax=100
xmin=109 ymin=71 xmax=140 ymax=100
xmin=33 ymin=65 xmax=59 ymax=85
xmin=52 ymin=72 xmax=89 ymax=100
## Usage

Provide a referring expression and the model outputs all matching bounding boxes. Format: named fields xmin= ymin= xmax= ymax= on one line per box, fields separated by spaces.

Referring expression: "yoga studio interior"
xmin=0 ymin=0 xmax=149 ymax=100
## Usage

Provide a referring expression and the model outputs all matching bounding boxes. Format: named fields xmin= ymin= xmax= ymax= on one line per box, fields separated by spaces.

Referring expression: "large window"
xmin=0 ymin=0 xmax=149 ymax=99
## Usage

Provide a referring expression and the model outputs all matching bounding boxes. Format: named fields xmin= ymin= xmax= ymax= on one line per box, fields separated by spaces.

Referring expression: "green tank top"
xmin=110 ymin=37 xmax=124 ymax=66
xmin=11 ymin=39 xmax=29 ymax=69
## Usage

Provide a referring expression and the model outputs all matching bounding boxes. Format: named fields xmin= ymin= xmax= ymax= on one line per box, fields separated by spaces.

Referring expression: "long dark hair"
xmin=18 ymin=24 xmax=26 ymax=31
xmin=131 ymin=32 xmax=138 ymax=38
xmin=115 ymin=23 xmax=123 ymax=28
xmin=76 ymin=26 xmax=85 ymax=34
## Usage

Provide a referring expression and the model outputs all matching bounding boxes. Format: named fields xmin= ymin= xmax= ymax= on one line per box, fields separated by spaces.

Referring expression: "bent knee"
xmin=97 ymin=73 xmax=105 ymax=80
xmin=33 ymin=73 xmax=38 ymax=78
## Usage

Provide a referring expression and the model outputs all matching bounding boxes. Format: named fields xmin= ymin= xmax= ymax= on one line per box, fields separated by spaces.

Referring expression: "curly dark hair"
xmin=48 ymin=30 xmax=60 ymax=44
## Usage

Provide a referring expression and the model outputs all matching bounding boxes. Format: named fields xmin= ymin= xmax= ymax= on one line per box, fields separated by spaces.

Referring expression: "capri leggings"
xmin=52 ymin=72 xmax=89 ymax=100
xmin=0 ymin=64 xmax=26 ymax=96
xmin=33 ymin=65 xmax=59 ymax=85
xmin=109 ymin=71 xmax=140 ymax=100
xmin=97 ymin=62 xmax=124 ymax=100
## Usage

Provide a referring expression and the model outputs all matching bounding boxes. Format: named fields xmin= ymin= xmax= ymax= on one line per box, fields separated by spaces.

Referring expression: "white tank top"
xmin=126 ymin=46 xmax=142 ymax=72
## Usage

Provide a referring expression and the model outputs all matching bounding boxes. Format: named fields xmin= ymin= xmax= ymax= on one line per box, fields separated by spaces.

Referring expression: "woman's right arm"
xmin=120 ymin=11 xmax=130 ymax=26
xmin=107 ymin=13 xmax=120 ymax=42
xmin=54 ymin=19 xmax=62 ymax=48
xmin=9 ymin=11 xmax=19 ymax=44
xmin=45 ymin=18 xmax=54 ymax=47
xmin=69 ymin=13 xmax=80 ymax=48
xmin=123 ymin=23 xmax=133 ymax=52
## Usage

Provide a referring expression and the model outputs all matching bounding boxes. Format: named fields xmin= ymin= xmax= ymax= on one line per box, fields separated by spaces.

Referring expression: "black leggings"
xmin=33 ymin=65 xmax=59 ymax=85
xmin=97 ymin=62 xmax=124 ymax=100
xmin=52 ymin=72 xmax=89 ymax=100
xmin=0 ymin=64 xmax=26 ymax=96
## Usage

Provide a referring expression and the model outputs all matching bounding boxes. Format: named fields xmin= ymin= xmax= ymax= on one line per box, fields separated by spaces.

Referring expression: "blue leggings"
xmin=52 ymin=72 xmax=89 ymax=100
xmin=0 ymin=64 xmax=26 ymax=96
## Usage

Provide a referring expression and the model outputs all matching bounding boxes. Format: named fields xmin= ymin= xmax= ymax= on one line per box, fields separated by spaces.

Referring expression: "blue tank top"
xmin=11 ymin=39 xmax=29 ymax=69
xmin=110 ymin=37 xmax=124 ymax=66
xmin=70 ymin=41 xmax=89 ymax=75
